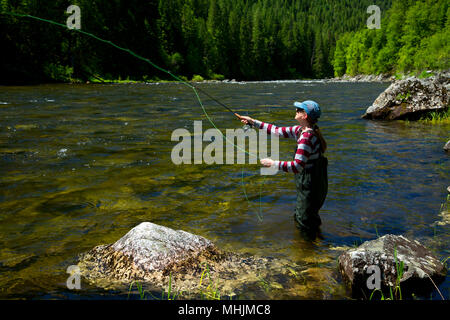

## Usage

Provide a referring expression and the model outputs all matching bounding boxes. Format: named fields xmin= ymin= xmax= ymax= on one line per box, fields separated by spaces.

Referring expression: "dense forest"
xmin=1 ymin=0 xmax=394 ymax=83
xmin=333 ymin=0 xmax=449 ymax=77
xmin=1 ymin=0 xmax=447 ymax=83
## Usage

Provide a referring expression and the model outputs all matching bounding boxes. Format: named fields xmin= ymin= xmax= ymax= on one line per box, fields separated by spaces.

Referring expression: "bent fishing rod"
xmin=192 ymin=84 xmax=253 ymax=128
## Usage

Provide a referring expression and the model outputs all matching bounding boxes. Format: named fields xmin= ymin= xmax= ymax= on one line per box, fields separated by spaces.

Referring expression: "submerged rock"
xmin=77 ymin=222 xmax=308 ymax=298
xmin=338 ymin=234 xmax=446 ymax=298
xmin=362 ymin=75 xmax=449 ymax=120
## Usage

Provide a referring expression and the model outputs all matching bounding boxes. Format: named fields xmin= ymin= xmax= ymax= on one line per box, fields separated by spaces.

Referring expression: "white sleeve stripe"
xmin=295 ymin=154 xmax=308 ymax=162
xmin=297 ymin=144 xmax=312 ymax=153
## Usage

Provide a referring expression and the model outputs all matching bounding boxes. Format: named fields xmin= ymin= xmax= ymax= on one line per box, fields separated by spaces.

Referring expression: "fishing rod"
xmin=192 ymin=85 xmax=237 ymax=116
xmin=192 ymin=84 xmax=254 ymax=130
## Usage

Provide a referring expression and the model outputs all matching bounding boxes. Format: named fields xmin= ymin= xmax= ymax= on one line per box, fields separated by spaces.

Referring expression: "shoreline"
xmin=1 ymin=70 xmax=448 ymax=86
xmin=0 ymin=77 xmax=393 ymax=87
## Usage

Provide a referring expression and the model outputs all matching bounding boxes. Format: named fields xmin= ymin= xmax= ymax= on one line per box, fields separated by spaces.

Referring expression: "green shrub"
xmin=210 ymin=73 xmax=225 ymax=81
xmin=191 ymin=74 xmax=204 ymax=82
xmin=43 ymin=63 xmax=73 ymax=82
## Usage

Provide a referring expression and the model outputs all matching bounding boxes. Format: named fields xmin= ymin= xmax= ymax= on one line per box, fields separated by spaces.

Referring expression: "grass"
xmin=417 ymin=70 xmax=436 ymax=79
xmin=197 ymin=262 xmax=221 ymax=300
xmin=369 ymin=246 xmax=403 ymax=300
xmin=126 ymin=262 xmax=222 ymax=300
xmin=418 ymin=108 xmax=450 ymax=125
xmin=374 ymin=224 xmax=380 ymax=238
xmin=441 ymin=256 xmax=450 ymax=269
xmin=127 ymin=273 xmax=182 ymax=300
xmin=369 ymin=245 xmax=447 ymax=300
xmin=395 ymin=92 xmax=411 ymax=102
xmin=393 ymin=246 xmax=404 ymax=300
xmin=440 ymin=194 xmax=450 ymax=215
xmin=257 ymin=274 xmax=271 ymax=293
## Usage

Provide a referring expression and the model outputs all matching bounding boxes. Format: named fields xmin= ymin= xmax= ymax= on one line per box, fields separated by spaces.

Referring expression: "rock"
xmin=338 ymin=234 xmax=446 ymax=298
xmin=78 ymin=222 xmax=223 ymax=281
xmin=362 ymin=76 xmax=449 ymax=120
xmin=328 ymin=73 xmax=392 ymax=83
xmin=77 ymin=222 xmax=307 ymax=298
xmin=444 ymin=140 xmax=450 ymax=152
xmin=447 ymin=186 xmax=450 ymax=194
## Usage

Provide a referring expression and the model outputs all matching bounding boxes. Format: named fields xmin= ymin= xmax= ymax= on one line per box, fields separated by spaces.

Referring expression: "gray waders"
xmin=294 ymin=156 xmax=328 ymax=232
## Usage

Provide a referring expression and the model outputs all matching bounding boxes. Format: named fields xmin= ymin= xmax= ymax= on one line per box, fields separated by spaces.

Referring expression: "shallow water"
xmin=0 ymin=81 xmax=448 ymax=299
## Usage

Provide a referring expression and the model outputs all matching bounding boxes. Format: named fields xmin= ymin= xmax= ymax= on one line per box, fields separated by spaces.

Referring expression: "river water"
xmin=0 ymin=81 xmax=448 ymax=299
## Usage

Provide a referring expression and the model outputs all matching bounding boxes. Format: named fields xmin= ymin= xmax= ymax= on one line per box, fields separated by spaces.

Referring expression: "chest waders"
xmin=293 ymin=134 xmax=328 ymax=232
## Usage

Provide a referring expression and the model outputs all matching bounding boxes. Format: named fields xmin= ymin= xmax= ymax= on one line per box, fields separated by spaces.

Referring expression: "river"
xmin=0 ymin=81 xmax=448 ymax=299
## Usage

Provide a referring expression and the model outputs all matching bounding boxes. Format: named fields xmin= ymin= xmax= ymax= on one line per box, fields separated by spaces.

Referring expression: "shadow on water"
xmin=0 ymin=82 xmax=448 ymax=299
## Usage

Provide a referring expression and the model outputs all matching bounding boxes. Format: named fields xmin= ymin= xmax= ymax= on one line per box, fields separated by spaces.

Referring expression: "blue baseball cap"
xmin=294 ymin=100 xmax=321 ymax=120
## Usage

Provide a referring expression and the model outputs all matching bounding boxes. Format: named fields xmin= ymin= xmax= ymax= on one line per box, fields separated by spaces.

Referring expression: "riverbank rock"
xmin=338 ymin=234 xmax=447 ymax=298
xmin=77 ymin=222 xmax=308 ymax=298
xmin=330 ymin=73 xmax=393 ymax=82
xmin=362 ymin=75 xmax=449 ymax=120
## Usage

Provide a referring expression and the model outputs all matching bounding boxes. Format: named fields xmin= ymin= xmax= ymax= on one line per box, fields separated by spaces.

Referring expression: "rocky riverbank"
xmin=328 ymin=73 xmax=394 ymax=82
xmin=329 ymin=70 xmax=450 ymax=84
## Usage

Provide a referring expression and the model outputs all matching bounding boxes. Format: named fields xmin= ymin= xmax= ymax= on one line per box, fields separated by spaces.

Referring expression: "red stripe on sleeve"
xmin=296 ymin=148 xmax=310 ymax=158
xmin=292 ymin=162 xmax=299 ymax=174
xmin=299 ymin=138 xmax=313 ymax=148
xmin=295 ymin=158 xmax=305 ymax=169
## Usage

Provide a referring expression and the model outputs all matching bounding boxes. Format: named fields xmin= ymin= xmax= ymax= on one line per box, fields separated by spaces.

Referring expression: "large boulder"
xmin=362 ymin=76 xmax=449 ymax=120
xmin=77 ymin=222 xmax=307 ymax=298
xmin=338 ymin=234 xmax=447 ymax=298
xmin=78 ymin=222 xmax=227 ymax=283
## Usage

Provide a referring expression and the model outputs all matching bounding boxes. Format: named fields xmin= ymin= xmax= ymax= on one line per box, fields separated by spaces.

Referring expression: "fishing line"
xmin=2 ymin=10 xmax=268 ymax=220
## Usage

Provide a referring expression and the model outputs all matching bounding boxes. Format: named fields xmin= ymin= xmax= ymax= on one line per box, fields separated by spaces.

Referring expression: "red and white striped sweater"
xmin=253 ymin=120 xmax=322 ymax=173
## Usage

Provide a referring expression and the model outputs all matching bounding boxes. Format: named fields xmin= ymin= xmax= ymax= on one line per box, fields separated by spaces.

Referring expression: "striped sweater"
xmin=253 ymin=120 xmax=322 ymax=173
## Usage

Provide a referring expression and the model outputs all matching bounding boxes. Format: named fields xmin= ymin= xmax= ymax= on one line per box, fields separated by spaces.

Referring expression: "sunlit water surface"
xmin=0 ymin=82 xmax=448 ymax=299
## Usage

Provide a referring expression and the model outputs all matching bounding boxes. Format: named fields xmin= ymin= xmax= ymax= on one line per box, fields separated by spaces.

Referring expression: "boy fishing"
xmin=237 ymin=100 xmax=328 ymax=239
